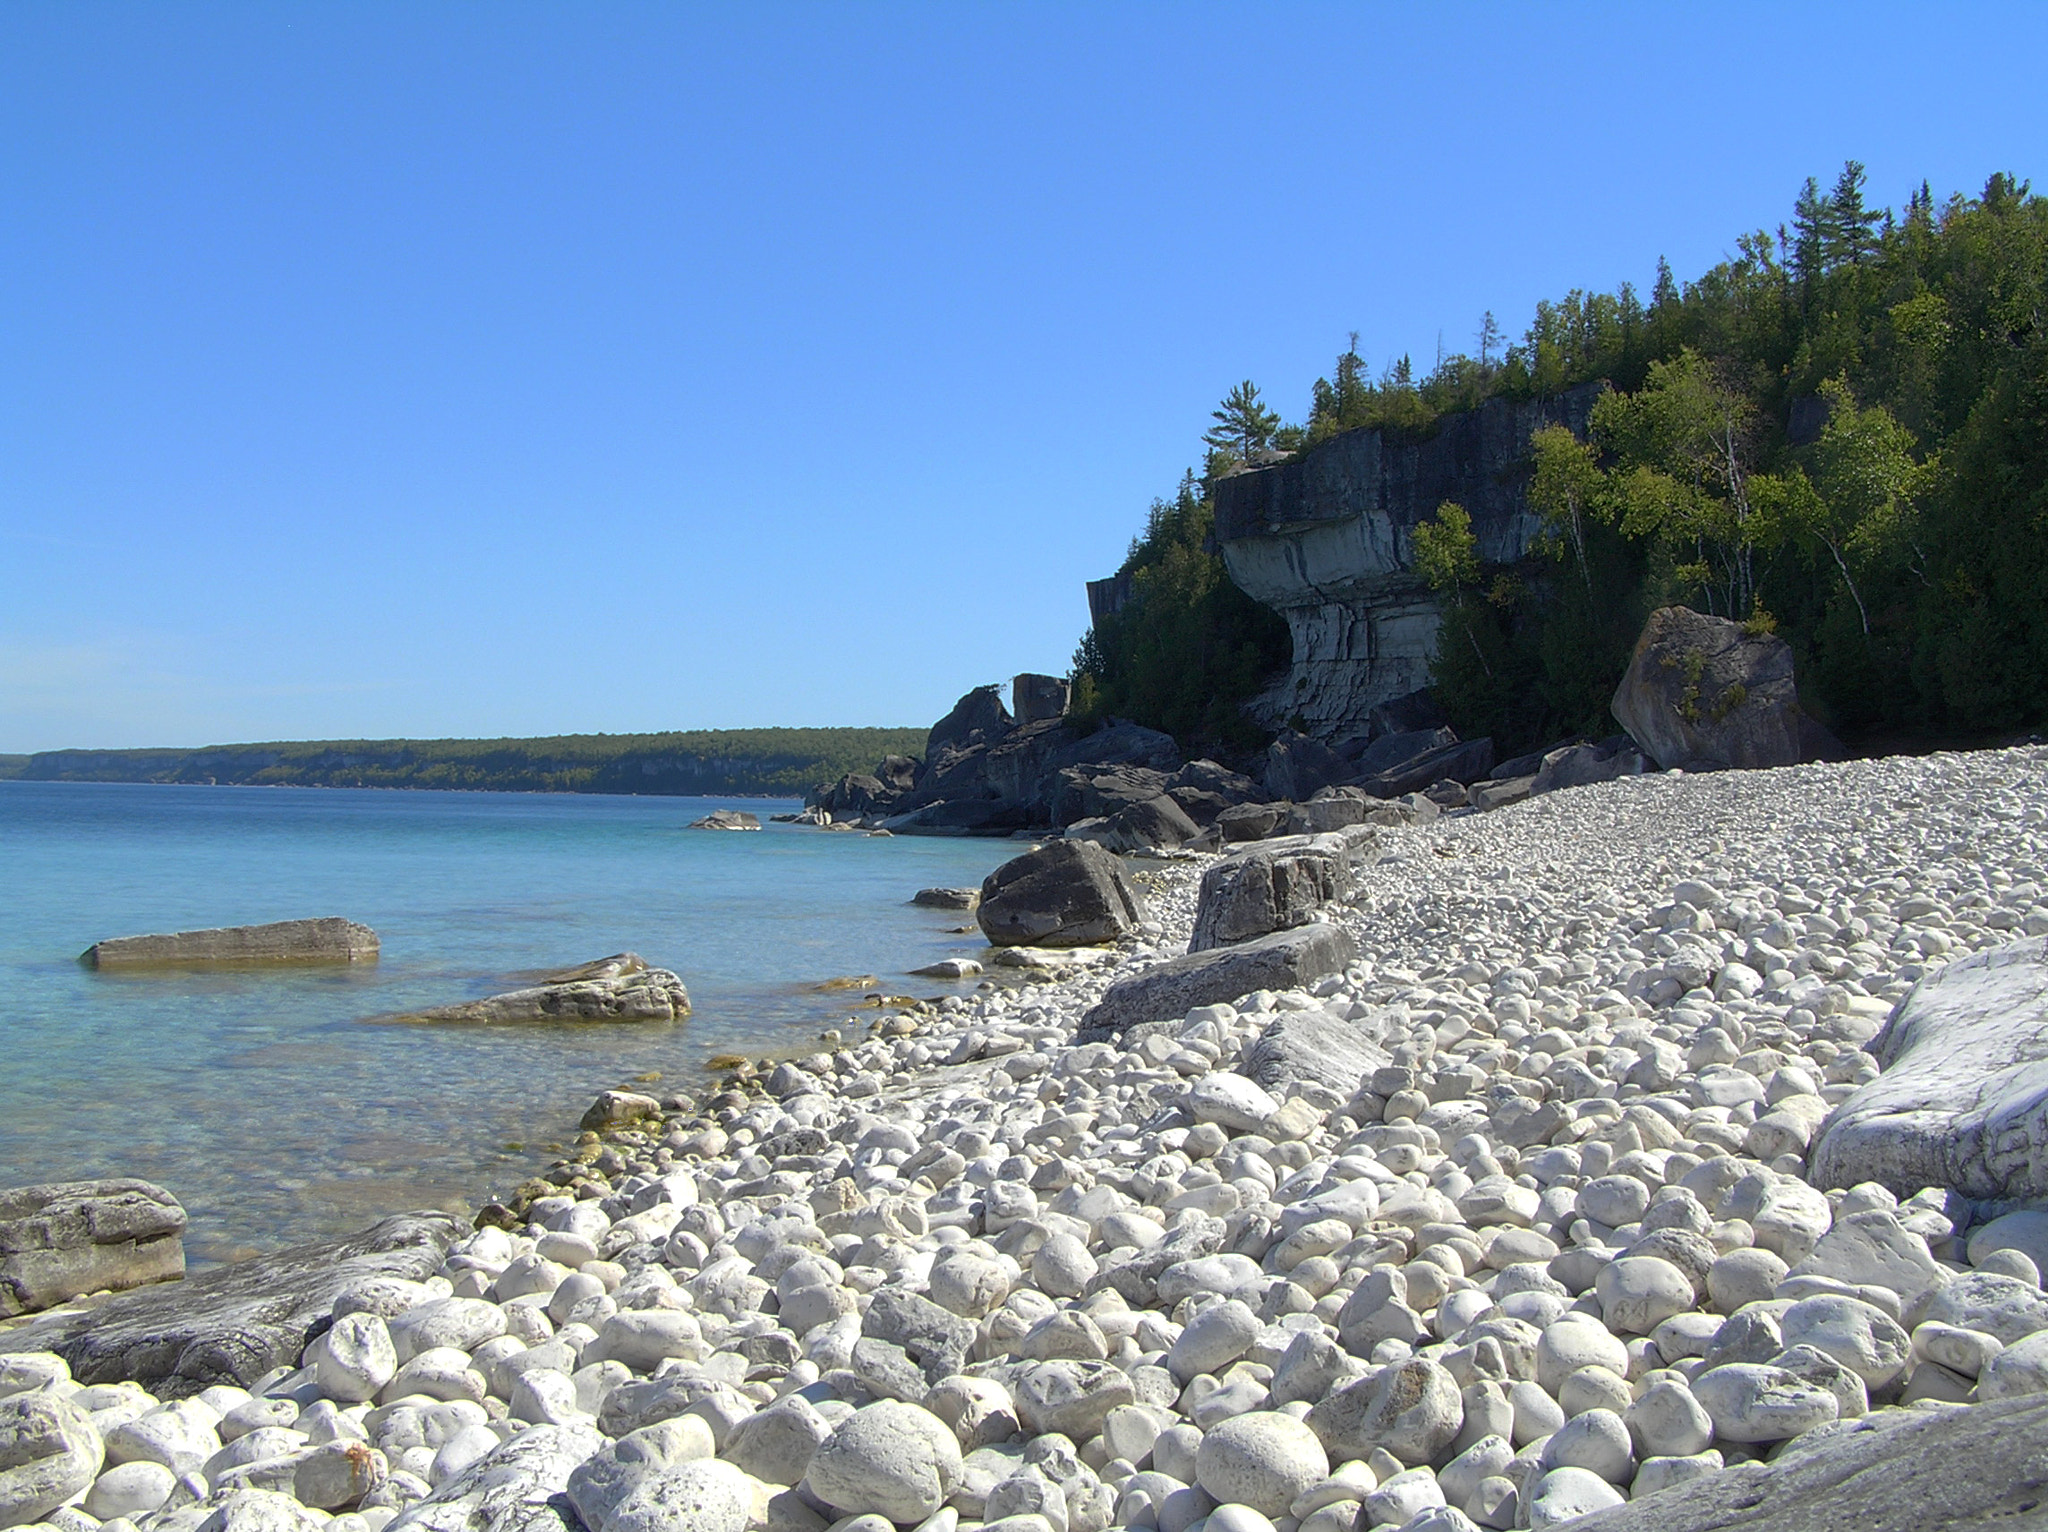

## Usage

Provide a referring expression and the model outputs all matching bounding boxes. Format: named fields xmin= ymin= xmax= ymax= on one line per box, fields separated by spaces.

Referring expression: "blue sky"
xmin=4 ymin=3 xmax=2043 ymax=752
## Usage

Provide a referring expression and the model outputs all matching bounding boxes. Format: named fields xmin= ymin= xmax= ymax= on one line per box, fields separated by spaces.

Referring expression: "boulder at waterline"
xmin=911 ymin=887 xmax=979 ymax=910
xmin=976 ymin=840 xmax=1145 ymax=948
xmin=401 ymin=952 xmax=690 ymax=1024
xmin=0 ymin=1179 xmax=186 ymax=1318
xmin=1063 ymin=794 xmax=1199 ymax=855
xmin=1810 ymin=935 xmax=2048 ymax=1201
xmin=0 ymin=1212 xmax=463 ymax=1395
xmin=81 ymin=917 xmax=378 ymax=968
xmin=687 ymin=809 xmax=760 ymax=831
xmin=1611 ymin=605 xmax=1804 ymax=770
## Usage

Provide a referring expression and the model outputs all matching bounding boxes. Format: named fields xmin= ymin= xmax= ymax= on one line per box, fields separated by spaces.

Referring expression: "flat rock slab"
xmin=81 ymin=918 xmax=378 ymax=968
xmin=1238 ymin=1007 xmax=1391 ymax=1095
xmin=0 ymin=1211 xmax=463 ymax=1397
xmin=1810 ymin=937 xmax=2048 ymax=1200
xmin=688 ymin=810 xmax=761 ymax=830
xmin=1575 ymin=1394 xmax=2048 ymax=1532
xmin=1077 ymin=923 xmax=1358 ymax=1040
xmin=0 ymin=1179 xmax=186 ymax=1319
xmin=403 ymin=953 xmax=690 ymax=1023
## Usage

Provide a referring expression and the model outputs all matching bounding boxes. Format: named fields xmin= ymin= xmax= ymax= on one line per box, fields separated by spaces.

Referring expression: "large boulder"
xmin=1190 ymin=844 xmax=1349 ymax=952
xmin=1566 ymin=1391 xmax=2048 ymax=1532
xmin=1262 ymin=731 xmax=1350 ymax=802
xmin=687 ymin=810 xmax=759 ymax=831
xmin=1011 ymin=673 xmax=1070 ymax=726
xmin=1078 ymin=923 xmax=1359 ymax=1039
xmin=1531 ymin=738 xmax=1649 ymax=794
xmin=1352 ymin=737 xmax=1496 ymax=798
xmin=925 ymin=685 xmax=1013 ymax=760
xmin=0 ymin=1212 xmax=463 ymax=1396
xmin=1065 ymin=795 xmax=1199 ymax=855
xmin=0 ymin=1392 xmax=104 ymax=1528
xmin=1611 ymin=606 xmax=1803 ymax=770
xmin=404 ymin=954 xmax=690 ymax=1023
xmin=1342 ymin=726 xmax=1457 ymax=780
xmin=1045 ymin=764 xmax=1175 ymax=827
xmin=81 ymin=918 xmax=377 ymax=968
xmin=1810 ymin=936 xmax=2048 ymax=1200
xmin=1239 ymin=1007 xmax=1391 ymax=1095
xmin=976 ymin=841 xmax=1146 ymax=948
xmin=386 ymin=1421 xmax=604 ymax=1532
xmin=0 ymin=1179 xmax=186 ymax=1318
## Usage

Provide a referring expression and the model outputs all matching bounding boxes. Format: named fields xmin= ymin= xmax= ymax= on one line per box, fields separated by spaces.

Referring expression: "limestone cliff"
xmin=1211 ymin=383 xmax=1604 ymax=738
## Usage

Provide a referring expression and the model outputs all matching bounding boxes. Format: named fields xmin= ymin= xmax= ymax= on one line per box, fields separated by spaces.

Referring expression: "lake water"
xmin=0 ymin=782 xmax=1019 ymax=1264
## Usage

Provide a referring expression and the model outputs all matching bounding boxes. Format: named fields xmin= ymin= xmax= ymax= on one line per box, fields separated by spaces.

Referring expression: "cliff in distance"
xmin=1211 ymin=383 xmax=1603 ymax=739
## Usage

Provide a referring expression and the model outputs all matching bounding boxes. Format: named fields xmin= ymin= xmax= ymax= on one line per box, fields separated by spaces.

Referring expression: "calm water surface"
xmin=0 ymin=782 xmax=1017 ymax=1263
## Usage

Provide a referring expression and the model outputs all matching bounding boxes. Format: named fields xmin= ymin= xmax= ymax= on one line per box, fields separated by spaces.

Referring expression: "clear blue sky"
xmin=4 ymin=3 xmax=2043 ymax=752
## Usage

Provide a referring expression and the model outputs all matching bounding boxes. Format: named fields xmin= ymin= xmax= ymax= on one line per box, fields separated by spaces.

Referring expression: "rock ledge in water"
xmin=80 ymin=918 xmax=378 ymax=968
xmin=404 ymin=953 xmax=691 ymax=1024
xmin=688 ymin=809 xmax=761 ymax=831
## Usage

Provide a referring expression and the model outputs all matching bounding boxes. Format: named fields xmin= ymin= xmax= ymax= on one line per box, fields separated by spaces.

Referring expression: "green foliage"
xmin=1202 ymin=380 xmax=1282 ymax=474
xmin=1412 ymin=502 xmax=1480 ymax=592
xmin=19 ymin=728 xmax=930 ymax=797
xmin=1069 ymin=473 xmax=1291 ymax=751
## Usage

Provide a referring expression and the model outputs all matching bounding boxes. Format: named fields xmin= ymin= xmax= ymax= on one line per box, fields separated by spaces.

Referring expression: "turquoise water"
xmin=0 ymin=782 xmax=1018 ymax=1264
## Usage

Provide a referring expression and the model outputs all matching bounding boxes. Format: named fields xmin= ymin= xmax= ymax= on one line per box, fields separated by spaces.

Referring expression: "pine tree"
xmin=1202 ymin=381 xmax=1281 ymax=465
xmin=1824 ymin=161 xmax=1883 ymax=267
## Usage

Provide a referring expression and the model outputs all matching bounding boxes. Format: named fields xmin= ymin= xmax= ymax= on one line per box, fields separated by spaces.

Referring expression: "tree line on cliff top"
xmin=1074 ymin=165 xmax=2048 ymax=757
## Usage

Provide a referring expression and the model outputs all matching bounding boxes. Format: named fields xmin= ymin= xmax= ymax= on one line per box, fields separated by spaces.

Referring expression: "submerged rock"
xmin=687 ymin=810 xmax=761 ymax=831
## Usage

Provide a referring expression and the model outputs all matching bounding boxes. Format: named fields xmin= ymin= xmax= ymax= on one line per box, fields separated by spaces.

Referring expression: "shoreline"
xmin=4 ymin=745 xmax=2048 ymax=1532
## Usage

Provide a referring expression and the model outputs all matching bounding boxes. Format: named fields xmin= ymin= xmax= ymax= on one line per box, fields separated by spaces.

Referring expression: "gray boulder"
xmin=1810 ymin=937 xmax=2048 ymax=1201
xmin=1567 ymin=1391 xmax=2048 ymax=1532
xmin=406 ymin=953 xmax=690 ymax=1024
xmin=1190 ymin=844 xmax=1349 ymax=952
xmin=0 ymin=1178 xmax=186 ymax=1318
xmin=911 ymin=887 xmax=979 ymax=910
xmin=1078 ymin=923 xmax=1358 ymax=1040
xmin=1065 ymin=795 xmax=1199 ymax=855
xmin=1262 ymin=731 xmax=1350 ymax=803
xmin=1611 ymin=605 xmax=1803 ymax=770
xmin=1214 ymin=803 xmax=1291 ymax=843
xmin=976 ymin=841 xmax=1146 ymax=949
xmin=687 ymin=809 xmax=760 ymax=831
xmin=0 ymin=1212 xmax=462 ymax=1396
xmin=926 ymin=685 xmax=1014 ymax=760
xmin=1239 ymin=1007 xmax=1391 ymax=1095
xmin=1352 ymin=737 xmax=1496 ymax=798
xmin=81 ymin=918 xmax=377 ymax=968
xmin=1531 ymin=739 xmax=1649 ymax=794
xmin=1011 ymin=673 xmax=1070 ymax=726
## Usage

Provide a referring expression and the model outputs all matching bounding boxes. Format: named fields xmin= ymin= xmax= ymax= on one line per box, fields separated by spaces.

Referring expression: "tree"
xmin=1476 ymin=311 xmax=1503 ymax=367
xmin=1527 ymin=424 xmax=1603 ymax=598
xmin=1825 ymin=161 xmax=1884 ymax=267
xmin=1203 ymin=381 xmax=1281 ymax=467
xmin=1792 ymin=376 xmax=1926 ymax=632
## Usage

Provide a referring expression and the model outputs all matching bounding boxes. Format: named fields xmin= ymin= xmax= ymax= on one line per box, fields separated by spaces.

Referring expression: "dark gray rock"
xmin=1239 ymin=1008 xmax=1391 ymax=1095
xmin=926 ymin=685 xmax=1014 ymax=760
xmin=1078 ymin=924 xmax=1359 ymax=1039
xmin=1611 ymin=606 xmax=1804 ymax=770
xmin=0 ymin=1178 xmax=186 ymax=1318
xmin=1214 ymin=803 xmax=1291 ymax=843
xmin=1011 ymin=674 xmax=1070 ymax=727
xmin=911 ymin=887 xmax=979 ymax=910
xmin=1190 ymin=845 xmax=1349 ymax=952
xmin=1344 ymin=726 xmax=1457 ymax=779
xmin=1353 ymin=737 xmax=1496 ymax=798
xmin=1045 ymin=765 xmax=1175 ymax=827
xmin=1810 ymin=937 xmax=2048 ymax=1201
xmin=976 ymin=841 xmax=1146 ymax=949
xmin=81 ymin=918 xmax=378 ymax=969
xmin=1531 ymin=739 xmax=1649 ymax=794
xmin=1066 ymin=796 xmax=1199 ymax=855
xmin=1262 ymin=731 xmax=1350 ymax=802
xmin=861 ymin=1289 xmax=975 ymax=1383
xmin=1368 ymin=689 xmax=1448 ymax=738
xmin=1571 ymin=1393 xmax=2048 ymax=1532
xmin=0 ymin=1212 xmax=463 ymax=1396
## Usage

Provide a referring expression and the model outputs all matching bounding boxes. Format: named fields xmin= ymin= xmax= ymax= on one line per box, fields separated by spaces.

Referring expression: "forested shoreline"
xmin=1077 ymin=165 xmax=2048 ymax=756
xmin=4 ymin=728 xmax=928 ymax=797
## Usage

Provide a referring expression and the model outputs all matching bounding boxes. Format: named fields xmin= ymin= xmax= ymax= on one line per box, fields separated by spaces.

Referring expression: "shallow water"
xmin=0 ymin=781 xmax=1017 ymax=1263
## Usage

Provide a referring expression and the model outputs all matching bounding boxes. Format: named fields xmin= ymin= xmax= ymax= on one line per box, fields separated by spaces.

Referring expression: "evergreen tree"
xmin=1202 ymin=380 xmax=1281 ymax=466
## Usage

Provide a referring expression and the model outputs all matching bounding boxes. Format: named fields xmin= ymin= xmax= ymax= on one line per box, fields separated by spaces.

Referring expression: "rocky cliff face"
xmin=1211 ymin=383 xmax=1604 ymax=738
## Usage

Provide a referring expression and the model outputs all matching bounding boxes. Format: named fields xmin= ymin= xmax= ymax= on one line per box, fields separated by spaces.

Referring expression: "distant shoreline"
xmin=2 ymin=725 xmax=926 ymax=798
